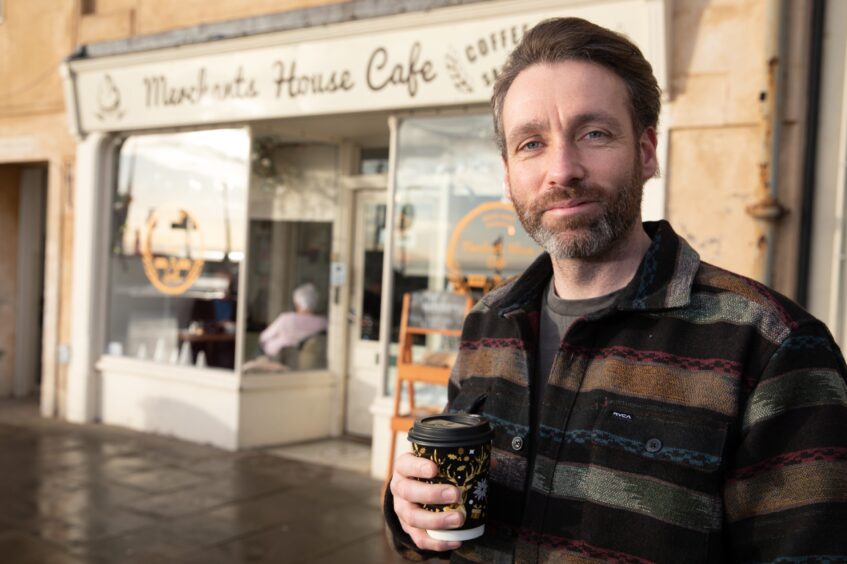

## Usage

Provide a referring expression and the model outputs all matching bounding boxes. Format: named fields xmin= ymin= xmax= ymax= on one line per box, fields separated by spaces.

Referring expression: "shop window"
xmin=105 ymin=129 xmax=249 ymax=370
xmin=388 ymin=114 xmax=540 ymax=398
xmin=242 ymin=140 xmax=337 ymax=373
xmin=360 ymin=147 xmax=389 ymax=175
xmin=242 ymin=220 xmax=331 ymax=372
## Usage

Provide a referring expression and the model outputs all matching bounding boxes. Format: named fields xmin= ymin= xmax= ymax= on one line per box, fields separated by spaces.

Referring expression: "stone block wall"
xmin=77 ymin=0 xmax=349 ymax=43
xmin=667 ymin=0 xmax=809 ymax=294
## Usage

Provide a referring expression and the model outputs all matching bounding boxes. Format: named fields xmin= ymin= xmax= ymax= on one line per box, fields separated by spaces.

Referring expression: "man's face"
xmin=501 ymin=60 xmax=658 ymax=259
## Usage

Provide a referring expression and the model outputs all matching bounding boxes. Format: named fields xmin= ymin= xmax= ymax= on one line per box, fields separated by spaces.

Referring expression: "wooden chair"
xmin=386 ymin=290 xmax=473 ymax=479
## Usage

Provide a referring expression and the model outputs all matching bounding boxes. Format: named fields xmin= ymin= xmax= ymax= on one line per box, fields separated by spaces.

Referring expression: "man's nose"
xmin=545 ymin=142 xmax=585 ymax=188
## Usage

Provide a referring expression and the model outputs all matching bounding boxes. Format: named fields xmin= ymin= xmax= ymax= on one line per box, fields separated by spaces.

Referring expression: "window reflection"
xmin=106 ymin=129 xmax=249 ymax=370
xmin=388 ymin=114 xmax=540 ymax=398
xmin=360 ymin=202 xmax=386 ymax=341
xmin=360 ymin=147 xmax=389 ymax=175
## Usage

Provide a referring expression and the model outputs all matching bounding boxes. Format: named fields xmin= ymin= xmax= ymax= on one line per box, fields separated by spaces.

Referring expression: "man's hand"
xmin=390 ymin=452 xmax=465 ymax=552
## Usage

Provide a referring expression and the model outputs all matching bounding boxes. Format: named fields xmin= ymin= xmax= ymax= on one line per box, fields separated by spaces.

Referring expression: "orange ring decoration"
xmin=141 ymin=205 xmax=205 ymax=296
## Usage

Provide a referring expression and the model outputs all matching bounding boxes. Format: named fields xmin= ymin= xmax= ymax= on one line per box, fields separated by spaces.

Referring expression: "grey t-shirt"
xmin=534 ymin=280 xmax=621 ymax=423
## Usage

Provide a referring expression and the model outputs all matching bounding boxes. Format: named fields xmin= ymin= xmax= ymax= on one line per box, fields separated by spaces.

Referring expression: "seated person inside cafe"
xmin=384 ymin=16 xmax=847 ymax=564
xmin=253 ymin=282 xmax=328 ymax=370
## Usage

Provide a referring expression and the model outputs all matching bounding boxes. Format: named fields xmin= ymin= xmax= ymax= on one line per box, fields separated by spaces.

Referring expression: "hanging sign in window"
xmin=141 ymin=204 xmax=205 ymax=295
xmin=446 ymin=201 xmax=539 ymax=292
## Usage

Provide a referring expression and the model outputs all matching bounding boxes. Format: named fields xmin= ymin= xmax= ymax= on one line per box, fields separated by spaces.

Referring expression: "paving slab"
xmin=0 ymin=400 xmax=438 ymax=563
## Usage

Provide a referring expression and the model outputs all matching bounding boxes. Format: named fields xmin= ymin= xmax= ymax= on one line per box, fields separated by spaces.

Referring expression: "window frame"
xmin=101 ymin=127 xmax=253 ymax=374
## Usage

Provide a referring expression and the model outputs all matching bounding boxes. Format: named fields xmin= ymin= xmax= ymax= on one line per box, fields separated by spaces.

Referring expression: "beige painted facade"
xmin=0 ymin=1 xmax=78 ymax=415
xmin=77 ymin=0 xmax=347 ymax=43
xmin=667 ymin=0 xmax=809 ymax=293
xmin=0 ymin=0 xmax=820 ymax=418
xmin=0 ymin=0 xmax=351 ymax=414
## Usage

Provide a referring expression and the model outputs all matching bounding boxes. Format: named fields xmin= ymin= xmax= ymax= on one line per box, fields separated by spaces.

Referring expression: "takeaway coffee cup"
xmin=408 ymin=413 xmax=494 ymax=541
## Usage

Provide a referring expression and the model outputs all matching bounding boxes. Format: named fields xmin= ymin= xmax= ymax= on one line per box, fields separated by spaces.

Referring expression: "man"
xmin=384 ymin=17 xmax=847 ymax=563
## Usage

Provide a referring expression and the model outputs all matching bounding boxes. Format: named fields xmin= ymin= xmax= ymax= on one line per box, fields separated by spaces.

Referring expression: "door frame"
xmin=340 ymin=174 xmax=387 ymax=436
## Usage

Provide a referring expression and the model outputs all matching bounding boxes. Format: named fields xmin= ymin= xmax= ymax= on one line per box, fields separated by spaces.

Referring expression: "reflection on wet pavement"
xmin=0 ymin=400 xmax=425 ymax=563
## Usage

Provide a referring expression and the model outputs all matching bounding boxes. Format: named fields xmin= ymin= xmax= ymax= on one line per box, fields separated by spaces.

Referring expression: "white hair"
xmin=293 ymin=283 xmax=319 ymax=312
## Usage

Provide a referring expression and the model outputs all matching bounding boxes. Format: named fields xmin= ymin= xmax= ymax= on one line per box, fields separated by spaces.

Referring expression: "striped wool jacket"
xmin=386 ymin=220 xmax=847 ymax=563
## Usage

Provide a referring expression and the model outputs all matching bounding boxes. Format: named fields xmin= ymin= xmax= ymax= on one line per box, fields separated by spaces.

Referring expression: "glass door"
xmin=345 ymin=188 xmax=386 ymax=437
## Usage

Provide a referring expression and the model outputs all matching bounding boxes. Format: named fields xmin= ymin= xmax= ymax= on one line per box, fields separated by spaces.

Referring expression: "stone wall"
xmin=0 ymin=1 xmax=78 ymax=413
xmin=666 ymin=0 xmax=807 ymax=293
xmin=77 ymin=0 xmax=348 ymax=43
xmin=0 ymin=0 xmax=350 ymax=414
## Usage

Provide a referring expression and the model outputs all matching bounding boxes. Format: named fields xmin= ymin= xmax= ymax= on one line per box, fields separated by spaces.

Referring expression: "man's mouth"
xmin=543 ymin=199 xmax=598 ymax=217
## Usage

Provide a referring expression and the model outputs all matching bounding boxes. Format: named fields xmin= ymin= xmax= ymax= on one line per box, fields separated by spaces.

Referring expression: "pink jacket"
xmin=259 ymin=312 xmax=328 ymax=357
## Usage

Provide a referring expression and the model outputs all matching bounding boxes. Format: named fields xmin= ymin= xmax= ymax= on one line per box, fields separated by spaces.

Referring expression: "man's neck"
xmin=550 ymin=221 xmax=652 ymax=300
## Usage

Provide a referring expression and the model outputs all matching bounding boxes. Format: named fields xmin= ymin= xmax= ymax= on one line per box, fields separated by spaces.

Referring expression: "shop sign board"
xmin=407 ymin=291 xmax=469 ymax=331
xmin=68 ymin=0 xmax=662 ymax=133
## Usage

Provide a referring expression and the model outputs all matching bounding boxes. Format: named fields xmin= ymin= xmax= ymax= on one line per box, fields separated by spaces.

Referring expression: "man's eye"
xmin=521 ymin=141 xmax=541 ymax=151
xmin=585 ymin=130 xmax=607 ymax=140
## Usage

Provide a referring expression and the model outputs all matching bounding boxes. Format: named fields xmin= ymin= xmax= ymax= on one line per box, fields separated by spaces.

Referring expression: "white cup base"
xmin=426 ymin=524 xmax=485 ymax=541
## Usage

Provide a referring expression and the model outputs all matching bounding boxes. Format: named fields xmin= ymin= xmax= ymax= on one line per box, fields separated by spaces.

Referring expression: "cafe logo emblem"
xmin=95 ymin=74 xmax=125 ymax=121
xmin=446 ymin=201 xmax=538 ymax=288
xmin=444 ymin=49 xmax=474 ymax=94
xmin=142 ymin=205 xmax=205 ymax=296
xmin=445 ymin=23 xmax=530 ymax=93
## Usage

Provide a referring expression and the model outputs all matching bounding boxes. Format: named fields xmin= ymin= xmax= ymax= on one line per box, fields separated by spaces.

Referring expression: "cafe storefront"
xmin=61 ymin=0 xmax=668 ymax=478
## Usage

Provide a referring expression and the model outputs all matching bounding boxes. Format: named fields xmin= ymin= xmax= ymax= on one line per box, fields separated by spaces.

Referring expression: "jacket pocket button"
xmin=511 ymin=436 xmax=524 ymax=451
xmin=645 ymin=438 xmax=663 ymax=453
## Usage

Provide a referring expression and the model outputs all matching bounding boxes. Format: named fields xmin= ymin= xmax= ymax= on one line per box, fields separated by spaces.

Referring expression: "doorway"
xmin=345 ymin=188 xmax=387 ymax=437
xmin=0 ymin=165 xmax=47 ymax=398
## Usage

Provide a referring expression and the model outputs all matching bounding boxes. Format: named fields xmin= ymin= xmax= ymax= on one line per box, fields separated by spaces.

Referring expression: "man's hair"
xmin=293 ymin=283 xmax=319 ymax=312
xmin=492 ymin=17 xmax=661 ymax=156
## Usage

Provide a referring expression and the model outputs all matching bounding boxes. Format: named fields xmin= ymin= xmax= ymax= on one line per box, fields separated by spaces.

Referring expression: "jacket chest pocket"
xmin=559 ymin=402 xmax=729 ymax=561
xmin=592 ymin=402 xmax=729 ymax=474
xmin=579 ymin=401 xmax=730 ymax=536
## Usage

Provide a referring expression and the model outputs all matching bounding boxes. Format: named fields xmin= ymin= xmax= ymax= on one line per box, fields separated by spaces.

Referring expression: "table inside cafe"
xmin=178 ymin=324 xmax=235 ymax=369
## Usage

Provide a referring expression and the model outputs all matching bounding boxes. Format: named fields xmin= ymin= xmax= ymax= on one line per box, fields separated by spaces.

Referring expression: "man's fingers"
xmin=394 ymin=495 xmax=465 ymax=531
xmin=394 ymin=452 xmax=438 ymax=479
xmin=391 ymin=452 xmax=464 ymax=552
xmin=398 ymin=509 xmax=463 ymax=552
xmin=391 ymin=475 xmax=462 ymax=506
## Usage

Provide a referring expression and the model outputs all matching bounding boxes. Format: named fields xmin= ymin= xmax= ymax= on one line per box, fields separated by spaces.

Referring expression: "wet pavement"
xmin=0 ymin=399 xmax=421 ymax=564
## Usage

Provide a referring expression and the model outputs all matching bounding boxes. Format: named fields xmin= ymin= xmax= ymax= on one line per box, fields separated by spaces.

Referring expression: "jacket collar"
xmin=484 ymin=220 xmax=700 ymax=316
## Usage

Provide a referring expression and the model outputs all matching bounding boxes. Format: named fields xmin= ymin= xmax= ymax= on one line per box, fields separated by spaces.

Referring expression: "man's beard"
xmin=512 ymin=162 xmax=644 ymax=260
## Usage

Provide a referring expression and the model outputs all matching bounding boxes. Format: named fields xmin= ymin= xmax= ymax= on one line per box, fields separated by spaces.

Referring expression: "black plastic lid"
xmin=408 ymin=414 xmax=493 ymax=447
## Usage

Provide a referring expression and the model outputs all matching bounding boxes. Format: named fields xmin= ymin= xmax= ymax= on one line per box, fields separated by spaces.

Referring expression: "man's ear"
xmin=502 ymin=159 xmax=513 ymax=202
xmin=639 ymin=127 xmax=659 ymax=180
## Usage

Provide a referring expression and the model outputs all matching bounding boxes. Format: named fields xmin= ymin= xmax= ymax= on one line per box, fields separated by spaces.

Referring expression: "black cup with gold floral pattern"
xmin=408 ymin=414 xmax=494 ymax=541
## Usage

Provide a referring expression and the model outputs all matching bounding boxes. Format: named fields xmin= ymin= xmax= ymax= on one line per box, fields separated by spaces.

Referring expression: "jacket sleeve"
xmin=724 ymin=320 xmax=847 ymax=560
